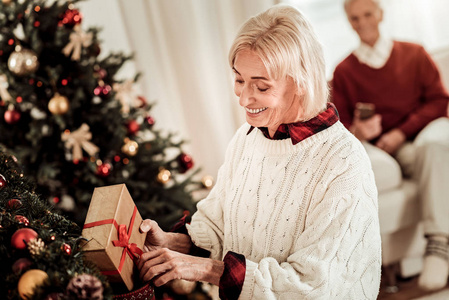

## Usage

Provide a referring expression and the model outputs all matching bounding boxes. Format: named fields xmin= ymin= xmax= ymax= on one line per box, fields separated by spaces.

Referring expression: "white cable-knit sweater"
xmin=187 ymin=121 xmax=381 ymax=299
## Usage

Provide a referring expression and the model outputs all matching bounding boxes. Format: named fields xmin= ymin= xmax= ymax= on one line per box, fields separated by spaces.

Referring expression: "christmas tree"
xmin=0 ymin=151 xmax=117 ymax=299
xmin=0 ymin=0 xmax=207 ymax=231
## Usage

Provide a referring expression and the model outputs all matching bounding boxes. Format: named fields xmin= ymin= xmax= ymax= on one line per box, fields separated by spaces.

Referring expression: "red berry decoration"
xmin=7 ymin=198 xmax=22 ymax=209
xmin=15 ymin=215 xmax=30 ymax=226
xmin=60 ymin=9 xmax=82 ymax=27
xmin=11 ymin=228 xmax=38 ymax=249
xmin=4 ymin=109 xmax=21 ymax=124
xmin=177 ymin=153 xmax=194 ymax=173
xmin=12 ymin=258 xmax=32 ymax=274
xmin=96 ymin=162 xmax=111 ymax=177
xmin=93 ymin=84 xmax=111 ymax=97
xmin=145 ymin=115 xmax=155 ymax=127
xmin=62 ymin=243 xmax=72 ymax=255
xmin=127 ymin=120 xmax=140 ymax=135
xmin=0 ymin=174 xmax=6 ymax=189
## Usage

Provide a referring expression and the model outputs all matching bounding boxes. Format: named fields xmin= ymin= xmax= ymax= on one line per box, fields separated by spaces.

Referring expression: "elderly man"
xmin=331 ymin=0 xmax=449 ymax=292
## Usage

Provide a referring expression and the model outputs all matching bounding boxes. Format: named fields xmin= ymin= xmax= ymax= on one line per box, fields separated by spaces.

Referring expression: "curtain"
xmin=79 ymin=0 xmax=275 ymax=179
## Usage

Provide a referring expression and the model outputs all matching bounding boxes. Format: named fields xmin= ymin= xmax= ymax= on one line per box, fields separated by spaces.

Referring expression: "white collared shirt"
xmin=353 ymin=36 xmax=393 ymax=69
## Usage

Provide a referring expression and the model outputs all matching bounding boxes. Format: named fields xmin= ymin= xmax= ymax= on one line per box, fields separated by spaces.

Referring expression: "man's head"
xmin=344 ymin=0 xmax=383 ymax=47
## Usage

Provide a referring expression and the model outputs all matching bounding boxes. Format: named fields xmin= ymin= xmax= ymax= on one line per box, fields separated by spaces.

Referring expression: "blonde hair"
xmin=344 ymin=0 xmax=382 ymax=12
xmin=229 ymin=5 xmax=328 ymax=121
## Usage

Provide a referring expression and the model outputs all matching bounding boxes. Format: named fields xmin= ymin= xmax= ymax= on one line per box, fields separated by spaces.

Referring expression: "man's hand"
xmin=375 ymin=128 xmax=406 ymax=155
xmin=137 ymin=248 xmax=224 ymax=286
xmin=351 ymin=113 xmax=382 ymax=141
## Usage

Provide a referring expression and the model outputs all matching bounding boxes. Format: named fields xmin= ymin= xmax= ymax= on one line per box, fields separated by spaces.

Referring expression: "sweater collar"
xmin=247 ymin=102 xmax=339 ymax=145
xmin=353 ymin=36 xmax=393 ymax=69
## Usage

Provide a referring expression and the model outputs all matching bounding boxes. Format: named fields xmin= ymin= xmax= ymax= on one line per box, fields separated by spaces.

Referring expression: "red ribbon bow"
xmin=113 ymin=224 xmax=143 ymax=261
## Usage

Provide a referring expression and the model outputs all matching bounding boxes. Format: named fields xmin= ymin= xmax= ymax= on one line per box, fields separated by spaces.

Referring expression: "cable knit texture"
xmin=187 ymin=121 xmax=381 ymax=299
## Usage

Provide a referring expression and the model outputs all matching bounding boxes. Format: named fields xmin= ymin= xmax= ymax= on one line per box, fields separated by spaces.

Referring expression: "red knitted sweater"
xmin=331 ymin=41 xmax=449 ymax=140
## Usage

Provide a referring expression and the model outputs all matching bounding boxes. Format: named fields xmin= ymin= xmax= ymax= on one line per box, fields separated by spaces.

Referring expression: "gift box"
xmin=81 ymin=184 xmax=146 ymax=291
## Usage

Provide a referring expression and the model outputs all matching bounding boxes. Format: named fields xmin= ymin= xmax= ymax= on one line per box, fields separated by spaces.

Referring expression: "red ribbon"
xmin=83 ymin=206 xmax=143 ymax=276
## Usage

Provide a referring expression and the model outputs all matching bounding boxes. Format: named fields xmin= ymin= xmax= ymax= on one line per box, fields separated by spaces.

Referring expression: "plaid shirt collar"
xmin=247 ymin=102 xmax=339 ymax=145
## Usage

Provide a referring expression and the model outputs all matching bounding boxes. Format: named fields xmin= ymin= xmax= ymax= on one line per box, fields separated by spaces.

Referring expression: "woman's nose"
xmin=239 ymin=85 xmax=254 ymax=107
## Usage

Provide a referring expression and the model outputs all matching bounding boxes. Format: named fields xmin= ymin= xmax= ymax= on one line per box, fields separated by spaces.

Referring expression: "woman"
xmin=138 ymin=5 xmax=381 ymax=299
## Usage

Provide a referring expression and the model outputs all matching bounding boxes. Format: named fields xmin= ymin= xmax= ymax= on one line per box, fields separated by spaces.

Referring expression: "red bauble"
xmin=4 ymin=109 xmax=21 ymax=124
xmin=177 ymin=153 xmax=194 ymax=173
xmin=96 ymin=163 xmax=112 ymax=177
xmin=11 ymin=228 xmax=38 ymax=249
xmin=145 ymin=116 xmax=155 ymax=127
xmin=7 ymin=198 xmax=22 ymax=209
xmin=60 ymin=9 xmax=82 ymax=27
xmin=127 ymin=120 xmax=140 ymax=135
xmin=93 ymin=84 xmax=111 ymax=97
xmin=12 ymin=258 xmax=32 ymax=274
xmin=0 ymin=174 xmax=6 ymax=189
xmin=15 ymin=215 xmax=30 ymax=226
xmin=62 ymin=243 xmax=72 ymax=255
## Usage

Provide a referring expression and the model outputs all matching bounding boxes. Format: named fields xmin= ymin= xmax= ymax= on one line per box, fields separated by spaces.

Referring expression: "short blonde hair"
xmin=229 ymin=5 xmax=328 ymax=121
xmin=344 ymin=0 xmax=382 ymax=12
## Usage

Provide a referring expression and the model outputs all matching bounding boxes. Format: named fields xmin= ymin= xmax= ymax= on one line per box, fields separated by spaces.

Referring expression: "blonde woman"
xmin=138 ymin=5 xmax=381 ymax=299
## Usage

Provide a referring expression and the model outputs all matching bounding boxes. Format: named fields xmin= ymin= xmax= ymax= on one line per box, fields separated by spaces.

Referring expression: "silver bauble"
xmin=7 ymin=46 xmax=39 ymax=76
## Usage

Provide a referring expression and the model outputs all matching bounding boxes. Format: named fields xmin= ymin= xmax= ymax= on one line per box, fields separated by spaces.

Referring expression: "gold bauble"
xmin=2 ymin=0 xmax=12 ymax=4
xmin=48 ymin=93 xmax=70 ymax=115
xmin=201 ymin=175 xmax=214 ymax=189
xmin=18 ymin=269 xmax=49 ymax=299
xmin=121 ymin=138 xmax=139 ymax=156
xmin=157 ymin=168 xmax=171 ymax=184
xmin=8 ymin=46 xmax=39 ymax=76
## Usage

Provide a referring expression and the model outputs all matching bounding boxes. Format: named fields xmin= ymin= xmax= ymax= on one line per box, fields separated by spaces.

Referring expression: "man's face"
xmin=346 ymin=0 xmax=383 ymax=46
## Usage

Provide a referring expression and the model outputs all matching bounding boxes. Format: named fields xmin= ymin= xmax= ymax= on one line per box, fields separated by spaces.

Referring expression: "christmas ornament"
xmin=4 ymin=107 xmax=21 ymax=124
xmin=15 ymin=215 xmax=30 ymax=226
xmin=62 ymin=25 xmax=93 ymax=61
xmin=127 ymin=120 xmax=140 ymax=135
xmin=17 ymin=269 xmax=49 ymax=299
xmin=61 ymin=243 xmax=72 ymax=255
xmin=145 ymin=115 xmax=155 ymax=126
xmin=177 ymin=153 xmax=194 ymax=173
xmin=113 ymin=79 xmax=141 ymax=114
xmin=7 ymin=198 xmax=22 ymax=209
xmin=57 ymin=194 xmax=75 ymax=211
xmin=2 ymin=0 xmax=12 ymax=4
xmin=157 ymin=168 xmax=171 ymax=184
xmin=201 ymin=175 xmax=214 ymax=189
xmin=60 ymin=9 xmax=83 ymax=27
xmin=0 ymin=173 xmax=6 ymax=189
xmin=93 ymin=84 xmax=111 ymax=97
xmin=66 ymin=274 xmax=103 ymax=300
xmin=137 ymin=95 xmax=147 ymax=108
xmin=48 ymin=93 xmax=70 ymax=115
xmin=7 ymin=46 xmax=39 ymax=76
xmin=28 ymin=238 xmax=45 ymax=257
xmin=96 ymin=162 xmax=111 ymax=177
xmin=121 ymin=138 xmax=139 ymax=156
xmin=61 ymin=123 xmax=99 ymax=161
xmin=12 ymin=258 xmax=33 ymax=274
xmin=0 ymin=74 xmax=12 ymax=102
xmin=11 ymin=228 xmax=38 ymax=249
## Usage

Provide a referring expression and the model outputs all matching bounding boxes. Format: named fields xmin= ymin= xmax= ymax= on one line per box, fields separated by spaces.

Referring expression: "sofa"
xmin=373 ymin=46 xmax=449 ymax=291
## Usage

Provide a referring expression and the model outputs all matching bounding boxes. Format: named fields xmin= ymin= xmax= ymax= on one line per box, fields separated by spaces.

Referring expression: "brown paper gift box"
xmin=81 ymin=184 xmax=146 ymax=291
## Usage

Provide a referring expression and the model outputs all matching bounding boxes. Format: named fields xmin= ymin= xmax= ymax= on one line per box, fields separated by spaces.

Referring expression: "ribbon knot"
xmin=112 ymin=224 xmax=143 ymax=262
xmin=61 ymin=123 xmax=99 ymax=161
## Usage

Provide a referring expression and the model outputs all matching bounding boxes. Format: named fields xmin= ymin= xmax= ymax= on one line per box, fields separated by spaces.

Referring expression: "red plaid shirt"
xmin=176 ymin=103 xmax=339 ymax=299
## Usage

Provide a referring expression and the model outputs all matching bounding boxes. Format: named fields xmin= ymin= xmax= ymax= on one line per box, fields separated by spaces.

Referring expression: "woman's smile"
xmin=245 ymin=107 xmax=268 ymax=115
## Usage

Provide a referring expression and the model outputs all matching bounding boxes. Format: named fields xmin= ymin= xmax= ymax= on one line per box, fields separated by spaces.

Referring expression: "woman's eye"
xmin=235 ymin=79 xmax=244 ymax=84
xmin=258 ymin=87 xmax=269 ymax=92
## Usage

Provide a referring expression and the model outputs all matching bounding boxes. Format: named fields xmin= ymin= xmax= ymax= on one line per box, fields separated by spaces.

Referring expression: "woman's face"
xmin=233 ymin=49 xmax=302 ymax=137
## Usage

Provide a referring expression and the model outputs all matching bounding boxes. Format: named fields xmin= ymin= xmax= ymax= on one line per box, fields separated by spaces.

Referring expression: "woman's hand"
xmin=137 ymin=248 xmax=224 ymax=286
xmin=140 ymin=219 xmax=168 ymax=252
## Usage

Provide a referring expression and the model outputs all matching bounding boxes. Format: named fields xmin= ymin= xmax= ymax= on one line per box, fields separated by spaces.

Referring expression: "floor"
xmin=378 ymin=273 xmax=449 ymax=300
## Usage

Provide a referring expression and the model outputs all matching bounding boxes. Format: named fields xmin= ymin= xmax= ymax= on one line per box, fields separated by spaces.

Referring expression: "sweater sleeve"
xmin=240 ymin=143 xmax=382 ymax=299
xmin=186 ymin=124 xmax=248 ymax=260
xmin=398 ymin=46 xmax=449 ymax=138
xmin=330 ymin=64 xmax=355 ymax=130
